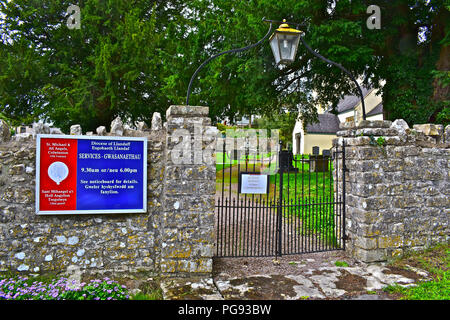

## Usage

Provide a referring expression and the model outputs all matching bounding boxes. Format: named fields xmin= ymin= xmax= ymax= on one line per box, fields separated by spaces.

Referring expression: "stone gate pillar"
xmin=334 ymin=120 xmax=449 ymax=263
xmin=160 ymin=106 xmax=218 ymax=276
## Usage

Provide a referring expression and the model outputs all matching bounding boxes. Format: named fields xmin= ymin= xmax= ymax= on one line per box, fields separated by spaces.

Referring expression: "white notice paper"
xmin=240 ymin=174 xmax=268 ymax=194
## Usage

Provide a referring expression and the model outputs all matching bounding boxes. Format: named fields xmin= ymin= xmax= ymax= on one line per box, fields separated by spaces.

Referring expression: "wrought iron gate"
xmin=215 ymin=142 xmax=346 ymax=258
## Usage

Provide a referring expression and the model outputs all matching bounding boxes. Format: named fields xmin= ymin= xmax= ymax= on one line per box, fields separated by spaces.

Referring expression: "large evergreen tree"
xmin=0 ymin=0 xmax=448 ymax=130
xmin=0 ymin=0 xmax=185 ymax=132
xmin=167 ymin=0 xmax=449 ymax=126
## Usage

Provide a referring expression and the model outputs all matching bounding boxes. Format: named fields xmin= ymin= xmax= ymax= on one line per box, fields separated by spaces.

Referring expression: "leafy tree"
xmin=165 ymin=0 xmax=449 ymax=126
xmin=1 ymin=0 xmax=448 ymax=131
xmin=254 ymin=112 xmax=298 ymax=148
xmin=0 ymin=0 xmax=182 ymax=132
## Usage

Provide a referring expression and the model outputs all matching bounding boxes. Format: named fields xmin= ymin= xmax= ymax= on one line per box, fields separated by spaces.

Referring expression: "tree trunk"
xmin=429 ymin=6 xmax=450 ymax=122
xmin=433 ymin=44 xmax=450 ymax=101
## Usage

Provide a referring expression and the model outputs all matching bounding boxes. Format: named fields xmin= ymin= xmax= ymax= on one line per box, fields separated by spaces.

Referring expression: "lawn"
xmin=215 ymin=151 xmax=273 ymax=172
xmin=216 ymin=153 xmax=335 ymax=199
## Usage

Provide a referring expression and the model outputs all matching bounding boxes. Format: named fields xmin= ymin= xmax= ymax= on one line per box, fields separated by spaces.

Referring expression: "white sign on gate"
xmin=239 ymin=173 xmax=269 ymax=194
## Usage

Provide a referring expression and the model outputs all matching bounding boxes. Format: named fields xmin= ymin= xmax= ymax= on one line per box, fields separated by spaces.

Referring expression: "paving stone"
xmin=160 ymin=261 xmax=430 ymax=300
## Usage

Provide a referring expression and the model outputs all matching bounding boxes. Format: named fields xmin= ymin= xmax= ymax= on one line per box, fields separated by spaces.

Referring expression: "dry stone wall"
xmin=335 ymin=120 xmax=450 ymax=262
xmin=0 ymin=107 xmax=216 ymax=278
xmin=2 ymin=110 xmax=448 ymax=275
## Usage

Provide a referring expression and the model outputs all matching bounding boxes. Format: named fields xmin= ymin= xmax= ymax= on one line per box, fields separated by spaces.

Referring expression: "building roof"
xmin=305 ymin=113 xmax=340 ymax=134
xmin=336 ymin=87 xmax=372 ymax=114
xmin=366 ymin=102 xmax=383 ymax=116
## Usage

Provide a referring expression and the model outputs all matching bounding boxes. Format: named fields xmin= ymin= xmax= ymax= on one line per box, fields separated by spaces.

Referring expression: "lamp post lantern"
xmin=269 ymin=19 xmax=303 ymax=65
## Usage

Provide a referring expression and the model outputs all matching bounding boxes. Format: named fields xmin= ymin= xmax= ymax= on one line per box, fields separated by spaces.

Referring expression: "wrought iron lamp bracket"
xmin=186 ymin=19 xmax=274 ymax=106
xmin=186 ymin=18 xmax=367 ymax=120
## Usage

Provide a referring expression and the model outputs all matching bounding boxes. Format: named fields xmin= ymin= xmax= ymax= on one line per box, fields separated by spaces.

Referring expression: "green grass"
xmin=215 ymin=152 xmax=274 ymax=172
xmin=130 ymin=288 xmax=162 ymax=300
xmin=335 ymin=261 xmax=349 ymax=267
xmin=383 ymin=243 xmax=450 ymax=300
xmin=130 ymin=279 xmax=163 ymax=300
xmin=216 ymin=154 xmax=334 ymax=199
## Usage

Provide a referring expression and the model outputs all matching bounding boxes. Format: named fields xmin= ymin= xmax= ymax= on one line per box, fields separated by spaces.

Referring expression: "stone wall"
xmin=0 ymin=107 xmax=216 ymax=278
xmin=2 ymin=109 xmax=448 ymax=274
xmin=335 ymin=120 xmax=450 ymax=262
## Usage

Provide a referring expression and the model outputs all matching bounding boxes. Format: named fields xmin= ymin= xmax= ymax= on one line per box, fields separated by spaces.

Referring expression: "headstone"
xmin=309 ymin=148 xmax=329 ymax=173
xmin=279 ymin=150 xmax=299 ymax=172
xmin=312 ymin=146 xmax=320 ymax=155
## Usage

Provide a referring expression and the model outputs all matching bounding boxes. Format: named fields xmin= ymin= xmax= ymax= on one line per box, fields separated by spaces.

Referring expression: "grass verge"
xmin=383 ymin=243 xmax=450 ymax=300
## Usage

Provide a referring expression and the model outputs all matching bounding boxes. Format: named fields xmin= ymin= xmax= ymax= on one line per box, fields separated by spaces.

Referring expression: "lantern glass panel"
xmin=279 ymin=33 xmax=300 ymax=63
xmin=270 ymin=36 xmax=281 ymax=64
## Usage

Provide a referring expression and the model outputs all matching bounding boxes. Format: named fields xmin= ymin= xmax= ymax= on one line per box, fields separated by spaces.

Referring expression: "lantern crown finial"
xmin=276 ymin=19 xmax=303 ymax=34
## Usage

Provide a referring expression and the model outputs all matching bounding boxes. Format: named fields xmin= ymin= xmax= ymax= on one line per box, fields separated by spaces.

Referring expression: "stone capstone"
xmin=151 ymin=112 xmax=162 ymax=131
xmin=110 ymin=116 xmax=123 ymax=136
xmin=70 ymin=124 xmax=82 ymax=135
xmin=0 ymin=119 xmax=11 ymax=143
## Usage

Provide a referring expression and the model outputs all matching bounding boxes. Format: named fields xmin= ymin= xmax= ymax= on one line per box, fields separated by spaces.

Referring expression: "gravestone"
xmin=309 ymin=147 xmax=329 ymax=173
xmin=312 ymin=146 xmax=320 ymax=155
xmin=279 ymin=150 xmax=299 ymax=173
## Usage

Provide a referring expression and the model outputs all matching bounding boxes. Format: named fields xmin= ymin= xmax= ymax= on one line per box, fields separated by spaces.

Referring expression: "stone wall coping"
xmin=1 ymin=113 xmax=166 ymax=143
xmin=413 ymin=124 xmax=444 ymax=136
xmin=339 ymin=120 xmax=393 ymax=130
xmin=336 ymin=120 xmax=450 ymax=148
xmin=166 ymin=105 xmax=209 ymax=119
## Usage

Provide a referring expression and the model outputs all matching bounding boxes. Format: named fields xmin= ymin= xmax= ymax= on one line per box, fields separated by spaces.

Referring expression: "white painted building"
xmin=293 ymin=86 xmax=384 ymax=155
